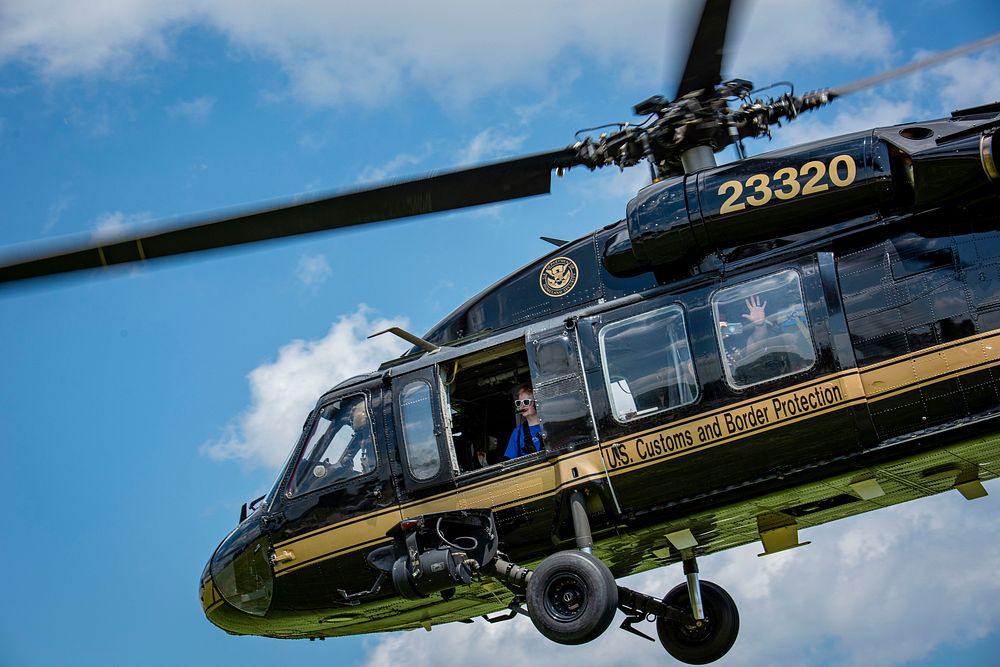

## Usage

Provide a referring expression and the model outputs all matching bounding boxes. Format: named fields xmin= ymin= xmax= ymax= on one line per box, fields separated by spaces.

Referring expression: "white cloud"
xmin=913 ymin=49 xmax=1000 ymax=114
xmin=457 ymin=127 xmax=528 ymax=165
xmin=357 ymin=144 xmax=434 ymax=184
xmin=730 ymin=0 xmax=895 ymax=80
xmin=0 ymin=1 xmax=905 ymax=109
xmin=357 ymin=488 xmax=1000 ymax=667
xmin=44 ymin=191 xmax=73 ymax=233
xmin=168 ymin=95 xmax=215 ymax=121
xmin=200 ymin=306 xmax=409 ymax=469
xmin=0 ymin=0 xmax=187 ymax=78
xmin=91 ymin=210 xmax=153 ymax=241
xmin=294 ymin=252 xmax=331 ymax=286
xmin=746 ymin=44 xmax=1000 ymax=153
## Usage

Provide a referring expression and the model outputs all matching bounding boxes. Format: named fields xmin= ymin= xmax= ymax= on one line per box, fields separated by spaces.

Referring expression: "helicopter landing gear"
xmin=524 ymin=490 xmax=617 ymax=644
xmin=489 ymin=494 xmax=739 ymax=662
xmin=525 ymin=550 xmax=619 ymax=645
xmin=655 ymin=573 xmax=739 ymax=665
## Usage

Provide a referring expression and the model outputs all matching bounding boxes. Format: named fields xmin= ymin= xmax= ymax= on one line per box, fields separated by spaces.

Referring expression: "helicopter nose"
xmin=201 ymin=516 xmax=274 ymax=632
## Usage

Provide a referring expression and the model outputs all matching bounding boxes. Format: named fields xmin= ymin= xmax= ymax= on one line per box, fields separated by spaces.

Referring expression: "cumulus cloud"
xmin=168 ymin=95 xmax=215 ymax=121
xmin=457 ymin=127 xmax=528 ymax=166
xmin=200 ymin=306 xmax=409 ymax=468
xmin=0 ymin=1 xmax=903 ymax=109
xmin=44 ymin=191 xmax=73 ymax=233
xmin=752 ymin=45 xmax=1000 ymax=152
xmin=359 ymin=489 xmax=1000 ymax=667
xmin=729 ymin=0 xmax=895 ymax=80
xmin=294 ymin=253 xmax=332 ymax=286
xmin=357 ymin=144 xmax=434 ymax=184
xmin=0 ymin=0 xmax=188 ymax=78
xmin=91 ymin=210 xmax=153 ymax=241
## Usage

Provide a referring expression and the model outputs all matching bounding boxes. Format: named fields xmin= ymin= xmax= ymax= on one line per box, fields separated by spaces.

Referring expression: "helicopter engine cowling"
xmin=604 ymin=132 xmax=894 ymax=276
xmin=604 ymin=122 xmax=1000 ymax=277
xmin=896 ymin=130 xmax=1000 ymax=205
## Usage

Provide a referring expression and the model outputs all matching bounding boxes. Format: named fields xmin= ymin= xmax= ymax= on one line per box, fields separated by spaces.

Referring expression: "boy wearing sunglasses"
xmin=504 ymin=383 xmax=544 ymax=460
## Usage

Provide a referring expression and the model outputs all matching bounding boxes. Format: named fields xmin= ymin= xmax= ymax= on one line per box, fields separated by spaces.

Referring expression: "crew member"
xmin=504 ymin=383 xmax=543 ymax=459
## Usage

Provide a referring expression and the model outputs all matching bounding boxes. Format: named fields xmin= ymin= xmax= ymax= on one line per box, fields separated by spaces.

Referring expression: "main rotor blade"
xmin=674 ymin=0 xmax=733 ymax=99
xmin=830 ymin=32 xmax=1000 ymax=98
xmin=0 ymin=148 xmax=580 ymax=285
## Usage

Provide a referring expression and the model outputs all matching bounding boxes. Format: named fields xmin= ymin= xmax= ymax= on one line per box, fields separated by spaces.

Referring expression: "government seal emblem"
xmin=539 ymin=256 xmax=579 ymax=297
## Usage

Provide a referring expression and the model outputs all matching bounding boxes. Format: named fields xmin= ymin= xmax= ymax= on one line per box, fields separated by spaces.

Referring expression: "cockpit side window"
xmin=599 ymin=305 xmax=699 ymax=422
xmin=712 ymin=270 xmax=816 ymax=388
xmin=287 ymin=394 xmax=376 ymax=497
xmin=399 ymin=380 xmax=442 ymax=481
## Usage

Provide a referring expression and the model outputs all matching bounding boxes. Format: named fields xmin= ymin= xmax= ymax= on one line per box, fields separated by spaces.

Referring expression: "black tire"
xmin=526 ymin=550 xmax=618 ymax=645
xmin=656 ymin=580 xmax=739 ymax=665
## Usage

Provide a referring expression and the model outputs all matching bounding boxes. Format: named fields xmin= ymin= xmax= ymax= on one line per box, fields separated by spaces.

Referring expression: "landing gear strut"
xmin=656 ymin=578 xmax=739 ymax=665
xmin=488 ymin=495 xmax=739 ymax=663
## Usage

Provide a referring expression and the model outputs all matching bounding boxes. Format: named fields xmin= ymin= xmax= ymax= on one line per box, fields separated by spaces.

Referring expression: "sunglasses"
xmin=514 ymin=398 xmax=534 ymax=407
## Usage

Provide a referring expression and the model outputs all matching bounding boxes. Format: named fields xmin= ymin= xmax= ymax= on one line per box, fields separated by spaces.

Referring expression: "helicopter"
xmin=3 ymin=1 xmax=1000 ymax=664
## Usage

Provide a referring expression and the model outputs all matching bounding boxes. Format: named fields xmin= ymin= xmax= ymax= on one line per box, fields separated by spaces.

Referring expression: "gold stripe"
xmin=136 ymin=239 xmax=146 ymax=260
xmin=274 ymin=513 xmax=401 ymax=575
xmin=272 ymin=442 xmax=610 ymax=547
xmin=273 ymin=328 xmax=1000 ymax=576
xmin=275 ymin=454 xmax=610 ymax=575
xmin=97 ymin=246 xmax=107 ymax=266
xmin=597 ymin=369 xmax=858 ymax=446
xmin=277 ymin=537 xmax=394 ymax=576
xmin=867 ymin=358 xmax=1000 ymax=402
xmin=857 ymin=329 xmax=997 ymax=372
xmin=859 ymin=331 xmax=1000 ymax=398
xmin=275 ymin=375 xmax=864 ymax=572
xmin=598 ymin=374 xmax=867 ymax=477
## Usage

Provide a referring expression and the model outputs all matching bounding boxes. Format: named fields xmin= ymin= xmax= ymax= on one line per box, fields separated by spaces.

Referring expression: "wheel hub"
xmin=544 ymin=573 xmax=588 ymax=621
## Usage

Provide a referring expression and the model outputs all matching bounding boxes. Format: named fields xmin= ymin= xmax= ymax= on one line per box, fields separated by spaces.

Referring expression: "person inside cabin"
xmin=742 ymin=294 xmax=772 ymax=354
xmin=337 ymin=398 xmax=376 ymax=474
xmin=720 ymin=291 xmax=812 ymax=384
xmin=719 ymin=295 xmax=780 ymax=356
xmin=471 ymin=444 xmax=489 ymax=469
xmin=503 ymin=383 xmax=544 ymax=460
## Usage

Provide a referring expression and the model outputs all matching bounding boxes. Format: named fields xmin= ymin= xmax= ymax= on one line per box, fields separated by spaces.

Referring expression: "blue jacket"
xmin=505 ymin=423 xmax=543 ymax=459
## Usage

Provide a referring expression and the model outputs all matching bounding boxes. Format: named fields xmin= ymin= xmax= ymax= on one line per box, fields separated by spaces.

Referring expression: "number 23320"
xmin=716 ymin=154 xmax=857 ymax=215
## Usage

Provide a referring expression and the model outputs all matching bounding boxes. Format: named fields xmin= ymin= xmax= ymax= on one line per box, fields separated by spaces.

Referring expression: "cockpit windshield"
xmin=287 ymin=394 xmax=376 ymax=496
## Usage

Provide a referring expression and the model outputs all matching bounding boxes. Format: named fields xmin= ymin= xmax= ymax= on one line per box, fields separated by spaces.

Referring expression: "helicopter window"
xmin=442 ymin=339 xmax=532 ymax=472
xmin=287 ymin=394 xmax=375 ymax=497
xmin=712 ymin=270 xmax=816 ymax=388
xmin=599 ymin=305 xmax=698 ymax=422
xmin=399 ymin=380 xmax=441 ymax=481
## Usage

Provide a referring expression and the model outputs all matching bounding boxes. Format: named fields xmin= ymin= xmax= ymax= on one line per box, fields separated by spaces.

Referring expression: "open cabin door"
xmin=526 ymin=323 xmax=598 ymax=451
xmin=392 ymin=366 xmax=457 ymax=494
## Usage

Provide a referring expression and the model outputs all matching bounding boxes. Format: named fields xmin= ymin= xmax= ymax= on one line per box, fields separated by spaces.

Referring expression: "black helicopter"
xmin=3 ymin=1 xmax=1000 ymax=664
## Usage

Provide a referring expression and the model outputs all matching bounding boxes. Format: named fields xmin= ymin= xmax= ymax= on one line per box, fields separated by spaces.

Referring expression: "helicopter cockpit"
xmin=288 ymin=394 xmax=376 ymax=496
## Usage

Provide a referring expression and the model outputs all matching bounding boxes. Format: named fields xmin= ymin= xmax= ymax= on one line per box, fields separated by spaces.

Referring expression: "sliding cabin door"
xmin=581 ymin=256 xmax=866 ymax=512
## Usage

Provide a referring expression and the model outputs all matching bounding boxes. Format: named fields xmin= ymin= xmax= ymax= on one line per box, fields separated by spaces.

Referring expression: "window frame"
xmin=711 ymin=269 xmax=817 ymax=390
xmin=597 ymin=303 xmax=700 ymax=424
xmin=284 ymin=392 xmax=378 ymax=499
xmin=398 ymin=378 xmax=443 ymax=482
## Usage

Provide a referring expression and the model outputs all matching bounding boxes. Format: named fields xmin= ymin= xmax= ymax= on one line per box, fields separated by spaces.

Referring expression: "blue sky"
xmin=1 ymin=1 xmax=999 ymax=665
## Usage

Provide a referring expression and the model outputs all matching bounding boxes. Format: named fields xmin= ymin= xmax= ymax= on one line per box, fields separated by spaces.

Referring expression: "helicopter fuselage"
xmin=201 ymin=108 xmax=1000 ymax=639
